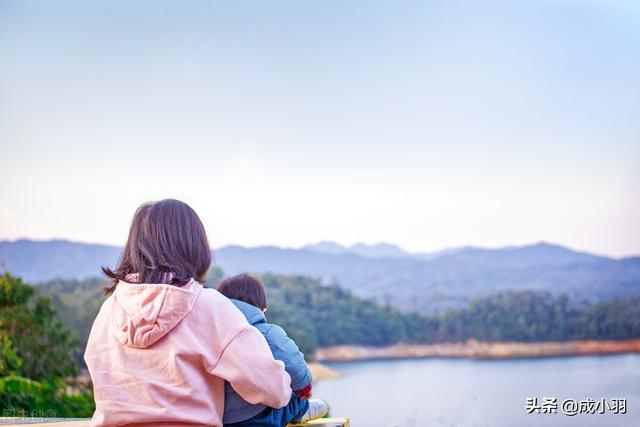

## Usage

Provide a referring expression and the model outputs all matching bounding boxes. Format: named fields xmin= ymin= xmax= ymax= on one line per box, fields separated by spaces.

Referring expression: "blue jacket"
xmin=223 ymin=299 xmax=313 ymax=424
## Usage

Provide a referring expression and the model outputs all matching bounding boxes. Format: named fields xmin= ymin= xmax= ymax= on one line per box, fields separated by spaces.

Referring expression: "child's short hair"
xmin=217 ymin=273 xmax=268 ymax=311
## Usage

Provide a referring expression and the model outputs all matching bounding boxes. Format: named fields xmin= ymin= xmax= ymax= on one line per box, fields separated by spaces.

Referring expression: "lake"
xmin=313 ymin=354 xmax=640 ymax=427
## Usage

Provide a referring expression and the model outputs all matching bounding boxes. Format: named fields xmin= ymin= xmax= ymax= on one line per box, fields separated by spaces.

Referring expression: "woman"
xmin=84 ymin=199 xmax=291 ymax=426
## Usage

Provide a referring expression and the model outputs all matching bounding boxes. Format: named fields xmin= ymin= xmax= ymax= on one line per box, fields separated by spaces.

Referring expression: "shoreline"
xmin=314 ymin=339 xmax=640 ymax=363
xmin=308 ymin=361 xmax=342 ymax=382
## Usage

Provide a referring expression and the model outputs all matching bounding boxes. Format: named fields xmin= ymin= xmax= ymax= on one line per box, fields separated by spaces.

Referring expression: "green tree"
xmin=205 ymin=266 xmax=226 ymax=288
xmin=0 ymin=272 xmax=94 ymax=417
xmin=0 ymin=272 xmax=79 ymax=380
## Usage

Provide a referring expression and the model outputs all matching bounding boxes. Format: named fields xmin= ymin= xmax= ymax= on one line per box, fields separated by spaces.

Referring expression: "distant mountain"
xmin=2 ymin=239 xmax=639 ymax=314
xmin=214 ymin=242 xmax=640 ymax=313
xmin=302 ymin=241 xmax=348 ymax=255
xmin=304 ymin=241 xmax=410 ymax=259
xmin=349 ymin=242 xmax=410 ymax=259
xmin=0 ymin=239 xmax=121 ymax=283
xmin=304 ymin=241 xmax=485 ymax=261
xmin=413 ymin=246 xmax=481 ymax=261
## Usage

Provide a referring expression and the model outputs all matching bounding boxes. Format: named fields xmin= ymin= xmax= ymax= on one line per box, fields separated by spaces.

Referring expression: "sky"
xmin=1 ymin=0 xmax=639 ymax=257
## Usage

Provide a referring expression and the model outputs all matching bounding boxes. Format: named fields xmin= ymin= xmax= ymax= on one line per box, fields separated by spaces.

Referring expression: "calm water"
xmin=314 ymin=354 xmax=640 ymax=427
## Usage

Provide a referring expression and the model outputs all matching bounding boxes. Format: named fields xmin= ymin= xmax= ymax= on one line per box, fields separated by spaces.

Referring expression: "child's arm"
xmin=264 ymin=324 xmax=313 ymax=392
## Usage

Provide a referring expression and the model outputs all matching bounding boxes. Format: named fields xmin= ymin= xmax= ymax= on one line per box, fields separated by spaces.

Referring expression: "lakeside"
xmin=313 ymin=353 xmax=640 ymax=427
xmin=308 ymin=361 xmax=342 ymax=382
xmin=314 ymin=338 xmax=640 ymax=362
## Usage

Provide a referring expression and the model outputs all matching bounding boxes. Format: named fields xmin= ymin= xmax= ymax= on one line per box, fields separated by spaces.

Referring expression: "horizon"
xmin=1 ymin=236 xmax=636 ymax=260
xmin=2 ymin=1 xmax=639 ymax=257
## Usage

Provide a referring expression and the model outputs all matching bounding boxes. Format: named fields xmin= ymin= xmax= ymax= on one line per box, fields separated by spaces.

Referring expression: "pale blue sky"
xmin=1 ymin=0 xmax=639 ymax=256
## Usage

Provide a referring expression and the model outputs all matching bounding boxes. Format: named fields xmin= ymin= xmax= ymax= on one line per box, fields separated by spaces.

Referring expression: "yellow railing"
xmin=290 ymin=417 xmax=350 ymax=427
xmin=0 ymin=417 xmax=351 ymax=427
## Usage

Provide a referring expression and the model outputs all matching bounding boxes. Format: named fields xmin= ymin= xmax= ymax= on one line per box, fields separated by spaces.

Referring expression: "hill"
xmin=2 ymin=239 xmax=639 ymax=313
xmin=0 ymin=239 xmax=120 ymax=283
xmin=33 ymin=274 xmax=640 ymax=362
xmin=303 ymin=241 xmax=411 ymax=258
xmin=214 ymin=243 xmax=640 ymax=313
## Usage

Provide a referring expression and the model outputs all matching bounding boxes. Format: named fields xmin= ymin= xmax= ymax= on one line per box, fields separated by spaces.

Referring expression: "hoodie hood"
xmin=111 ymin=279 xmax=202 ymax=348
xmin=229 ymin=299 xmax=266 ymax=326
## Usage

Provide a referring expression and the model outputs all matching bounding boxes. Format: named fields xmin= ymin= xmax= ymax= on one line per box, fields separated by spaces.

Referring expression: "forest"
xmin=1 ymin=270 xmax=639 ymax=416
xmin=261 ymin=274 xmax=640 ymax=356
xmin=28 ymin=270 xmax=640 ymax=359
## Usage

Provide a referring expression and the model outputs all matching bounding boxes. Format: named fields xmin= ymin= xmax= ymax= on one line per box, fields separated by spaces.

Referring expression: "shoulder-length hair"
xmin=103 ymin=199 xmax=211 ymax=294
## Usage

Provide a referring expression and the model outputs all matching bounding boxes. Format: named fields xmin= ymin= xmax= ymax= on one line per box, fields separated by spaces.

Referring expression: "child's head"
xmin=217 ymin=274 xmax=268 ymax=311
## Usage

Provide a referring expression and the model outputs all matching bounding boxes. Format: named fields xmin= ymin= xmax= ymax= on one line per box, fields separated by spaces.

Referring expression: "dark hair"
xmin=217 ymin=274 xmax=268 ymax=311
xmin=103 ymin=199 xmax=211 ymax=294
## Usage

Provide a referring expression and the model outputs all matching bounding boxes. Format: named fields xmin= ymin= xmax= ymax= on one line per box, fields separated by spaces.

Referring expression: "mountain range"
xmin=303 ymin=241 xmax=471 ymax=260
xmin=1 ymin=239 xmax=638 ymax=313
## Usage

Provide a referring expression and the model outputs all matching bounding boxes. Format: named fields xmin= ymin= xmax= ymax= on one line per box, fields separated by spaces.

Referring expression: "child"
xmin=218 ymin=274 xmax=328 ymax=427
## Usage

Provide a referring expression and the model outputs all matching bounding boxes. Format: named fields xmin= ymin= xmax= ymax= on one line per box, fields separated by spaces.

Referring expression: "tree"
xmin=0 ymin=272 xmax=79 ymax=380
xmin=205 ymin=266 xmax=225 ymax=288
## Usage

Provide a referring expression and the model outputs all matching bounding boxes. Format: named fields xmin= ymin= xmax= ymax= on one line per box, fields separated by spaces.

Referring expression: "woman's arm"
xmin=210 ymin=325 xmax=292 ymax=409
xmin=198 ymin=288 xmax=292 ymax=408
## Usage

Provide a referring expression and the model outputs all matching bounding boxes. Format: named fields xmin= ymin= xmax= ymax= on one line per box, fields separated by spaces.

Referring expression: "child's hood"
xmin=110 ymin=279 xmax=202 ymax=348
xmin=229 ymin=298 xmax=266 ymax=326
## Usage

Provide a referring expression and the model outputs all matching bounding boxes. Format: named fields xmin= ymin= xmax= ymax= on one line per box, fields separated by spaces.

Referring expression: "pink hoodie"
xmin=84 ymin=279 xmax=292 ymax=426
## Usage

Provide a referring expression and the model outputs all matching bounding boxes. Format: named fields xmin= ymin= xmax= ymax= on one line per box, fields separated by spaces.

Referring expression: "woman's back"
xmin=85 ymin=199 xmax=292 ymax=426
xmin=85 ymin=278 xmax=292 ymax=426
